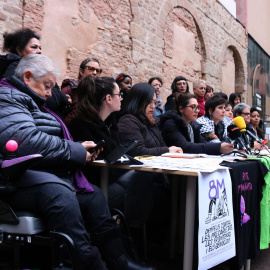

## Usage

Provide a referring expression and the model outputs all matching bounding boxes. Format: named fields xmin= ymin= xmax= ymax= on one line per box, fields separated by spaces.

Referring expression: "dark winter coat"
xmin=68 ymin=114 xmax=120 ymax=158
xmin=164 ymin=94 xmax=174 ymax=112
xmin=160 ymin=111 xmax=221 ymax=155
xmin=118 ymin=114 xmax=169 ymax=156
xmin=0 ymin=53 xmax=69 ymax=119
xmin=0 ymin=53 xmax=21 ymax=79
xmin=0 ymin=76 xmax=86 ymax=186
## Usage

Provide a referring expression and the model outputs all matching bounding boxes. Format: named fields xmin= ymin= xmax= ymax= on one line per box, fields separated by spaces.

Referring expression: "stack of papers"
xmin=132 ymin=156 xmax=227 ymax=173
xmin=161 ymin=153 xmax=208 ymax=158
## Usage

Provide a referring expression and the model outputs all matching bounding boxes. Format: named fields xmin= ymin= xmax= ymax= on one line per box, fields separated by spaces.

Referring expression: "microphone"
xmin=233 ymin=116 xmax=252 ymax=154
xmin=227 ymin=125 xmax=250 ymax=155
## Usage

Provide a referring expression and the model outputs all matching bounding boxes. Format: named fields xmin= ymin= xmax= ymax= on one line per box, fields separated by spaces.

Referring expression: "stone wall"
xmin=0 ymin=0 xmax=248 ymax=103
xmin=0 ymin=0 xmax=23 ymax=52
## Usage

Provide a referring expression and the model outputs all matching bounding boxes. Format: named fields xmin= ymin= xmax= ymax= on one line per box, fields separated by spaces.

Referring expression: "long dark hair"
xmin=171 ymin=76 xmax=189 ymax=93
xmin=229 ymin=93 xmax=241 ymax=106
xmin=76 ymin=76 xmax=116 ymax=123
xmin=121 ymin=83 xmax=156 ymax=117
xmin=3 ymin=28 xmax=40 ymax=55
xmin=174 ymin=93 xmax=196 ymax=116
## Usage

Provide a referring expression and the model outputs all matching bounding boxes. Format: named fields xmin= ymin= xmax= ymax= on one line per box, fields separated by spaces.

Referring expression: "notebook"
xmin=104 ymin=140 xmax=143 ymax=165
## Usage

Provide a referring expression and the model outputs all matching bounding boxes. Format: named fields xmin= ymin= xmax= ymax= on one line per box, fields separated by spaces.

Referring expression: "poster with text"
xmin=198 ymin=169 xmax=235 ymax=270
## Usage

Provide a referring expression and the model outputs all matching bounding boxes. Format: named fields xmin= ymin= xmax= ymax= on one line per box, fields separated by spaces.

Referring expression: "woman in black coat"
xmin=118 ymin=83 xmax=183 ymax=156
xmin=160 ymin=93 xmax=234 ymax=155
xmin=68 ymin=76 xmax=158 ymax=270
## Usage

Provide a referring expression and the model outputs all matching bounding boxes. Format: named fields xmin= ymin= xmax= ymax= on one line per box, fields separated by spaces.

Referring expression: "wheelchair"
xmin=0 ymin=141 xmax=78 ymax=269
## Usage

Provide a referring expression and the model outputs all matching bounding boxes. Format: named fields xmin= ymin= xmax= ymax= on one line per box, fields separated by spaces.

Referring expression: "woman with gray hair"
xmin=233 ymin=103 xmax=263 ymax=150
xmin=193 ymin=79 xmax=207 ymax=117
xmin=0 ymin=54 xmax=149 ymax=270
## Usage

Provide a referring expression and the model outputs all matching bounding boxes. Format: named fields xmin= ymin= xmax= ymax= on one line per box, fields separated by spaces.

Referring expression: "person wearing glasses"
xmin=196 ymin=95 xmax=231 ymax=143
xmin=193 ymin=79 xmax=207 ymax=117
xmin=233 ymin=103 xmax=263 ymax=149
xmin=148 ymin=77 xmax=164 ymax=117
xmin=160 ymin=93 xmax=233 ymax=154
xmin=61 ymin=58 xmax=102 ymax=124
xmin=68 ymin=77 xmax=161 ymax=268
xmin=165 ymin=75 xmax=189 ymax=111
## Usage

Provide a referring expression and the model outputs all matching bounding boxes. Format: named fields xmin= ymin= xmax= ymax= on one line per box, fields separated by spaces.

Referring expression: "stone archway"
xmin=219 ymin=41 xmax=246 ymax=99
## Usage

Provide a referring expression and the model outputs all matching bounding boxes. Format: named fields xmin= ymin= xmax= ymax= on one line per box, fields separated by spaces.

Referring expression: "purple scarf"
xmin=0 ymin=78 xmax=93 ymax=193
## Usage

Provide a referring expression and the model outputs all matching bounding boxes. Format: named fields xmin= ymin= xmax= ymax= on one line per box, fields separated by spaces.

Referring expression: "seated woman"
xmin=0 ymin=54 xmax=150 ymax=270
xmin=225 ymin=101 xmax=233 ymax=120
xmin=196 ymin=95 xmax=229 ymax=143
xmin=148 ymin=77 xmax=164 ymax=117
xmin=0 ymin=28 xmax=69 ymax=119
xmin=250 ymin=107 xmax=265 ymax=140
xmin=165 ymin=75 xmax=189 ymax=111
xmin=233 ymin=103 xmax=263 ymax=149
xmin=118 ymin=83 xmax=183 ymax=156
xmin=68 ymin=76 xmax=168 ymax=250
xmin=160 ymin=93 xmax=233 ymax=155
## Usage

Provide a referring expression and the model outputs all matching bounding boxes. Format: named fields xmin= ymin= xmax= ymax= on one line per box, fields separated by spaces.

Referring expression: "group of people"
xmin=0 ymin=27 xmax=266 ymax=270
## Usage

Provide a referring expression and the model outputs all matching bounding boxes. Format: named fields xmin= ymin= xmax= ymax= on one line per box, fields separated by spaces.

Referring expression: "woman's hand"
xmin=169 ymin=146 xmax=183 ymax=153
xmin=220 ymin=143 xmax=234 ymax=154
xmin=65 ymin=94 xmax=72 ymax=104
xmin=81 ymin=141 xmax=100 ymax=163
xmin=254 ymin=141 xmax=268 ymax=150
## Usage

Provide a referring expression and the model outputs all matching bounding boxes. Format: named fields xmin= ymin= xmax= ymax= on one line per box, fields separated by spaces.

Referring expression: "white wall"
xmin=218 ymin=0 xmax=236 ymax=18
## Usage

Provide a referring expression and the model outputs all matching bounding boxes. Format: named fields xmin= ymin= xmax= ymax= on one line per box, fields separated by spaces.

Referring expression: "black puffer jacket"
xmin=0 ymin=76 xmax=86 ymax=171
xmin=160 ymin=111 xmax=221 ymax=155
xmin=0 ymin=53 xmax=21 ymax=79
xmin=118 ymin=114 xmax=169 ymax=156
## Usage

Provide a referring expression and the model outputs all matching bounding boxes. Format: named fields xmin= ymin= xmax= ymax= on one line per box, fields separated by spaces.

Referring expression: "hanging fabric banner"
xmin=198 ymin=169 xmax=236 ymax=270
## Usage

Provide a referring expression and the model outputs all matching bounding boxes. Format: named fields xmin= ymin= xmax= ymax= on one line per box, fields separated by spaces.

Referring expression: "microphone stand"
xmin=221 ymin=149 xmax=247 ymax=158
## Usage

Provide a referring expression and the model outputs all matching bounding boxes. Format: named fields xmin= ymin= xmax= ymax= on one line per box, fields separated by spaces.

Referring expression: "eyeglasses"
xmin=85 ymin=66 xmax=102 ymax=74
xmin=241 ymin=112 xmax=250 ymax=116
xmin=111 ymin=92 xmax=124 ymax=98
xmin=185 ymin=105 xmax=201 ymax=112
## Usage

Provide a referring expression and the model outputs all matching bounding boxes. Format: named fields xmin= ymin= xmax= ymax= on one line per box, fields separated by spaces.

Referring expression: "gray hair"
xmin=193 ymin=79 xmax=206 ymax=89
xmin=14 ymin=54 xmax=60 ymax=81
xmin=233 ymin=102 xmax=250 ymax=117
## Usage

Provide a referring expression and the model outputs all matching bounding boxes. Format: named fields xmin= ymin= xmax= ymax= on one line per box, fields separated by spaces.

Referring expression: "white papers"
xmin=131 ymin=156 xmax=227 ymax=173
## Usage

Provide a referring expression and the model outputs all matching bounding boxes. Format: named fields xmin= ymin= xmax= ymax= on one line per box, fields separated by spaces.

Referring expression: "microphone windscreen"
xmin=227 ymin=124 xmax=241 ymax=140
xmin=233 ymin=116 xmax=246 ymax=131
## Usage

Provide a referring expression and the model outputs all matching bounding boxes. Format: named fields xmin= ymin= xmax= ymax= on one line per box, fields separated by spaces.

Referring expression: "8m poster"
xmin=198 ymin=169 xmax=236 ymax=269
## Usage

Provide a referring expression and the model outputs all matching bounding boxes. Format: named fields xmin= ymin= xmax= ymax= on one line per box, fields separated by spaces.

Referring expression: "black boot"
xmin=92 ymin=229 xmax=156 ymax=270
